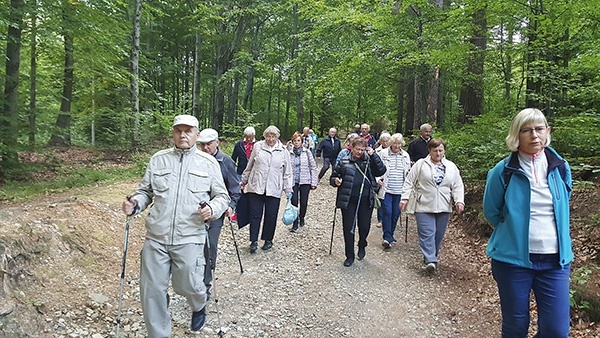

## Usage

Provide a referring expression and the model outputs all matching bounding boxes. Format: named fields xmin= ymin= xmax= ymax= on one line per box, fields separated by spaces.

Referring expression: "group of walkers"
xmin=122 ymin=108 xmax=574 ymax=338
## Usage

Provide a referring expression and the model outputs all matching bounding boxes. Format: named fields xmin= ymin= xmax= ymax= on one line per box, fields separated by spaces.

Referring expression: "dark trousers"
xmin=248 ymin=193 xmax=281 ymax=242
xmin=492 ymin=255 xmax=570 ymax=338
xmin=203 ymin=220 xmax=223 ymax=289
xmin=291 ymin=183 xmax=311 ymax=226
xmin=340 ymin=195 xmax=372 ymax=260
xmin=318 ymin=157 xmax=334 ymax=180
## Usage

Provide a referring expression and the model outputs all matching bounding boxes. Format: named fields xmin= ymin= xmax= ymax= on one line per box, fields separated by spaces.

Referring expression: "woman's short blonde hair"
xmin=506 ymin=108 xmax=551 ymax=152
xmin=389 ymin=133 xmax=405 ymax=147
xmin=263 ymin=125 xmax=281 ymax=138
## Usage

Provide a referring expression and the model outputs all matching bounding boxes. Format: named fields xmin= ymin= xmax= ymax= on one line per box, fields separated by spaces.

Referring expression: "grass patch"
xmin=0 ymin=165 xmax=144 ymax=203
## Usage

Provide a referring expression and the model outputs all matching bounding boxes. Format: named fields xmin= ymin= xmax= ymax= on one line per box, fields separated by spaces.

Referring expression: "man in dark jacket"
xmin=407 ymin=123 xmax=432 ymax=164
xmin=330 ymin=137 xmax=386 ymax=267
xmin=316 ymin=127 xmax=342 ymax=180
xmin=198 ymin=128 xmax=241 ymax=296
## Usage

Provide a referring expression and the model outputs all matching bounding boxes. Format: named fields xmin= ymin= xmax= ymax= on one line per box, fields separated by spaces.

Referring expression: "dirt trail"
xmin=1 ymin=178 xmax=506 ymax=337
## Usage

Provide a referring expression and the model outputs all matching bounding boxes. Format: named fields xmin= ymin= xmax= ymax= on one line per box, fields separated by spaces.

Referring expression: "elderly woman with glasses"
xmin=240 ymin=126 xmax=293 ymax=253
xmin=330 ymin=137 xmax=386 ymax=267
xmin=483 ymin=108 xmax=573 ymax=338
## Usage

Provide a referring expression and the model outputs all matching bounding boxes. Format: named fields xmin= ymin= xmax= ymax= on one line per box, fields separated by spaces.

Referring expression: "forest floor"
xmin=0 ymin=147 xmax=599 ymax=338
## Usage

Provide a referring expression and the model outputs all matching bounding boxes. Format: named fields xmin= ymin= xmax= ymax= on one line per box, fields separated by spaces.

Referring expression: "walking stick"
xmin=116 ymin=216 xmax=131 ymax=337
xmin=329 ymin=207 xmax=337 ymax=255
xmin=404 ymin=214 xmax=408 ymax=243
xmin=203 ymin=221 xmax=225 ymax=338
xmin=228 ymin=216 xmax=244 ymax=273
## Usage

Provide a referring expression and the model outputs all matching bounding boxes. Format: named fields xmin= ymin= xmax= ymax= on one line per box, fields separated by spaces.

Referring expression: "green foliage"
xmin=439 ymin=112 xmax=512 ymax=180
xmin=550 ymin=114 xmax=600 ymax=159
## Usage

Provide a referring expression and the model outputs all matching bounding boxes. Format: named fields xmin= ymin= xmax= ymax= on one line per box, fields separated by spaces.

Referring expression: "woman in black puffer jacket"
xmin=330 ymin=137 xmax=386 ymax=267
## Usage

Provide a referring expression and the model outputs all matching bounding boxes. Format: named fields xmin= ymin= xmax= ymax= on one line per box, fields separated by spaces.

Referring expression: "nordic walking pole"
xmin=404 ymin=214 xmax=408 ymax=243
xmin=228 ymin=216 xmax=244 ymax=273
xmin=329 ymin=207 xmax=337 ymax=255
xmin=116 ymin=215 xmax=131 ymax=337
xmin=204 ymin=221 xmax=225 ymax=338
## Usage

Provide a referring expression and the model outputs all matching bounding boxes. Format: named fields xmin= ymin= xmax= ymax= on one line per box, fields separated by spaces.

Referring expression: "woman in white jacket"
xmin=399 ymin=138 xmax=465 ymax=273
xmin=377 ymin=133 xmax=411 ymax=248
xmin=241 ymin=126 xmax=293 ymax=253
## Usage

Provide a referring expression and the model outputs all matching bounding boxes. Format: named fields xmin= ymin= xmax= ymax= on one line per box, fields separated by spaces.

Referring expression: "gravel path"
xmin=117 ymin=183 xmax=500 ymax=337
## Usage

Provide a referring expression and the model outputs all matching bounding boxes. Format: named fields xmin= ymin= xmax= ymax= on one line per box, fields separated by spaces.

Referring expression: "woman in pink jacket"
xmin=241 ymin=126 xmax=293 ymax=252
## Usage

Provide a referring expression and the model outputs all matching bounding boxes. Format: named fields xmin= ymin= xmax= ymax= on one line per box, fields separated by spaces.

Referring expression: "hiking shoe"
xmin=382 ymin=240 xmax=391 ymax=249
xmin=250 ymin=241 xmax=258 ymax=253
xmin=291 ymin=224 xmax=298 ymax=233
xmin=299 ymin=219 xmax=305 ymax=227
xmin=357 ymin=247 xmax=366 ymax=260
xmin=425 ymin=262 xmax=436 ymax=273
xmin=190 ymin=306 xmax=206 ymax=331
xmin=343 ymin=258 xmax=354 ymax=267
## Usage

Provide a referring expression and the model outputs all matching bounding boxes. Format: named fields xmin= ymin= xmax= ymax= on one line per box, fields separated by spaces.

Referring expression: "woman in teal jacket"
xmin=483 ymin=108 xmax=573 ymax=338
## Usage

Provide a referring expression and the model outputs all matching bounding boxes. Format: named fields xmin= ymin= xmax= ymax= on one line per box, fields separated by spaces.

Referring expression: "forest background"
xmin=0 ymin=0 xmax=600 ymax=330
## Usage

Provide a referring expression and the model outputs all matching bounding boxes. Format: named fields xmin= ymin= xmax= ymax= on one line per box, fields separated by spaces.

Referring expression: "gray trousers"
xmin=414 ymin=212 xmax=451 ymax=264
xmin=140 ymin=239 xmax=207 ymax=338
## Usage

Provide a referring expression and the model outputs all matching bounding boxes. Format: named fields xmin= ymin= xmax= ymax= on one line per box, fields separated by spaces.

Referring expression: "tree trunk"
xmin=48 ymin=1 xmax=75 ymax=146
xmin=192 ymin=32 xmax=202 ymax=117
xmin=427 ymin=66 xmax=440 ymax=124
xmin=0 ymin=0 xmax=24 ymax=175
xmin=395 ymin=75 xmax=405 ymax=134
xmin=29 ymin=0 xmax=38 ymax=148
xmin=459 ymin=5 xmax=487 ymax=123
xmin=129 ymin=0 xmax=141 ymax=147
xmin=525 ymin=17 xmax=541 ymax=108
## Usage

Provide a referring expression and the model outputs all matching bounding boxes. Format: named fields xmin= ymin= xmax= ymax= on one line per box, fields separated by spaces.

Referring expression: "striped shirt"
xmin=385 ymin=151 xmax=406 ymax=195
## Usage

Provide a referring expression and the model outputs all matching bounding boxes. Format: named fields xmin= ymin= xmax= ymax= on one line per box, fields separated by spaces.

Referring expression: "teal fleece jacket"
xmin=483 ymin=147 xmax=573 ymax=268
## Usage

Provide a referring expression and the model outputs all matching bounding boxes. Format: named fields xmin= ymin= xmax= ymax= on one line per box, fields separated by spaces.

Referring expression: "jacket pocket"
xmin=152 ymin=169 xmax=172 ymax=192
xmin=188 ymin=170 xmax=211 ymax=194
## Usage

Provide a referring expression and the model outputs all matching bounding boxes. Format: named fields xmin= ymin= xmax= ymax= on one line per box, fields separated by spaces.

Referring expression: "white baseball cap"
xmin=172 ymin=115 xmax=199 ymax=128
xmin=198 ymin=128 xmax=219 ymax=143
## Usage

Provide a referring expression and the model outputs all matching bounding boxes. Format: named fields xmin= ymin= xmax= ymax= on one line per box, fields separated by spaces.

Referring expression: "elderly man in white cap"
xmin=198 ymin=128 xmax=241 ymax=297
xmin=122 ymin=115 xmax=230 ymax=336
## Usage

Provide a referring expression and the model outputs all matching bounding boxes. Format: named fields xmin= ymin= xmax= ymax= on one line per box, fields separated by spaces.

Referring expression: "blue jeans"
xmin=381 ymin=193 xmax=402 ymax=242
xmin=491 ymin=255 xmax=570 ymax=338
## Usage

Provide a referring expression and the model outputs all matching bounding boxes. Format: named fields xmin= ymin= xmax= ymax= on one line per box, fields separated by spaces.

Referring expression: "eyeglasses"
xmin=353 ymin=148 xmax=366 ymax=152
xmin=520 ymin=126 xmax=547 ymax=135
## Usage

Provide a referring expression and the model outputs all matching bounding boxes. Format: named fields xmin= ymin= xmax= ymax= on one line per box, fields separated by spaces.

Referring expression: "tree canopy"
xmin=1 ymin=0 xmax=599 ymax=180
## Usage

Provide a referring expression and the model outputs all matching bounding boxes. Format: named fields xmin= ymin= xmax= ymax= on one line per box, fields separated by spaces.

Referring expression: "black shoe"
xmin=205 ymin=287 xmax=211 ymax=302
xmin=291 ymin=224 xmax=298 ymax=232
xmin=299 ymin=219 xmax=305 ymax=227
xmin=357 ymin=247 xmax=366 ymax=260
xmin=250 ymin=241 xmax=258 ymax=253
xmin=190 ymin=306 xmax=206 ymax=331
xmin=261 ymin=240 xmax=273 ymax=250
xmin=343 ymin=258 xmax=354 ymax=267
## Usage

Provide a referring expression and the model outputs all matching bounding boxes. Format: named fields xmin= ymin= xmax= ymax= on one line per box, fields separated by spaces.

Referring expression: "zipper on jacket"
xmin=171 ymin=149 xmax=186 ymax=244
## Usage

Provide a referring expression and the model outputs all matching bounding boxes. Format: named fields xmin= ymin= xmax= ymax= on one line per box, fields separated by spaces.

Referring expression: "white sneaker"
xmin=382 ymin=240 xmax=391 ymax=249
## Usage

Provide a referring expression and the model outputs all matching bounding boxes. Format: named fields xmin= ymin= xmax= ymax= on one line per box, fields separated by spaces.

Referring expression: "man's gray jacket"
xmin=131 ymin=145 xmax=230 ymax=245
